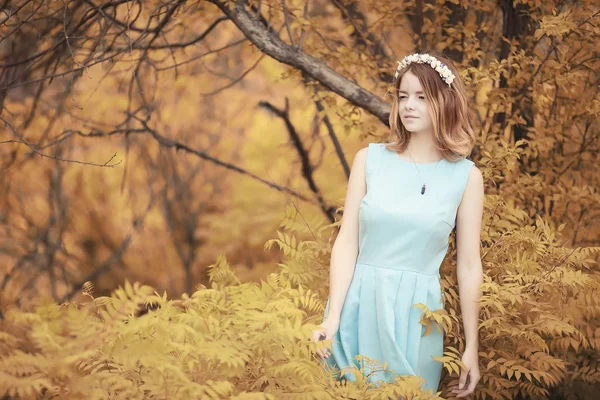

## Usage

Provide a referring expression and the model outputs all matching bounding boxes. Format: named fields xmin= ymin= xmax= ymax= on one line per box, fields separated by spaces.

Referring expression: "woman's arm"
xmin=452 ymin=165 xmax=484 ymax=397
xmin=326 ymin=146 xmax=368 ymax=320
xmin=455 ymin=166 xmax=484 ymax=348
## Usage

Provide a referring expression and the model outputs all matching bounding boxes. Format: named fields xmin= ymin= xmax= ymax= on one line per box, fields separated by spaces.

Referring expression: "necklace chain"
xmin=405 ymin=148 xmax=443 ymax=195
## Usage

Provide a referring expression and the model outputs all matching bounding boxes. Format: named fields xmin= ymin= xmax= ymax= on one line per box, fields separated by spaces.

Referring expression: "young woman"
xmin=312 ymin=52 xmax=484 ymax=397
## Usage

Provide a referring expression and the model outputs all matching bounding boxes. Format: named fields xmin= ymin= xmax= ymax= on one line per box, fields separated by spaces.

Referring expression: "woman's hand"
xmin=311 ymin=317 xmax=340 ymax=360
xmin=450 ymin=346 xmax=480 ymax=398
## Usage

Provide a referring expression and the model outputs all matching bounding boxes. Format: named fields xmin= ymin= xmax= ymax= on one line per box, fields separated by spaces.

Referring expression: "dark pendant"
xmin=421 ymin=184 xmax=426 ymax=195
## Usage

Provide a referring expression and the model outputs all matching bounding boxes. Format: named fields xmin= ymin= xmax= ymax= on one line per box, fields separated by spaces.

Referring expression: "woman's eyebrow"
xmin=398 ymin=90 xmax=424 ymax=94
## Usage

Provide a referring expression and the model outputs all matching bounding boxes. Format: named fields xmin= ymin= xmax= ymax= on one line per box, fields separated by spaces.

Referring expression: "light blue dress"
xmin=321 ymin=142 xmax=474 ymax=393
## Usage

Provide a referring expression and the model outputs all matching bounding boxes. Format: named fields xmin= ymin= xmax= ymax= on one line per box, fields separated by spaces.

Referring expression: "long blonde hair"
xmin=387 ymin=52 xmax=476 ymax=162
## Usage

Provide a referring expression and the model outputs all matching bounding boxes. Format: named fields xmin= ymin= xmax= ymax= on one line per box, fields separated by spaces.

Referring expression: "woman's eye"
xmin=398 ymin=95 xmax=425 ymax=99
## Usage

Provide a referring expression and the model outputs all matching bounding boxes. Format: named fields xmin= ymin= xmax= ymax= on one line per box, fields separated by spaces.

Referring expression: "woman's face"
xmin=397 ymin=71 xmax=434 ymax=135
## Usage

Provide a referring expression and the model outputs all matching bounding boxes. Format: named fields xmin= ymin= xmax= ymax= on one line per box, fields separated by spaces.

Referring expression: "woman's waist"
xmin=354 ymin=261 xmax=440 ymax=276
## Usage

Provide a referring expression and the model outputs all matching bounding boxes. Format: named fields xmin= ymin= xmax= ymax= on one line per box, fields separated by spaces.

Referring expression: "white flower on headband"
xmin=393 ymin=53 xmax=455 ymax=87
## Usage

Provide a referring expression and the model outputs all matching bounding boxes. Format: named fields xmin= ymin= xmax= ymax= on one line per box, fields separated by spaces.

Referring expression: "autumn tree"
xmin=1 ymin=0 xmax=600 ymax=398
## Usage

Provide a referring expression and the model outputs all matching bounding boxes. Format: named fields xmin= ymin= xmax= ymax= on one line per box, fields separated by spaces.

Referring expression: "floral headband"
xmin=393 ymin=53 xmax=455 ymax=87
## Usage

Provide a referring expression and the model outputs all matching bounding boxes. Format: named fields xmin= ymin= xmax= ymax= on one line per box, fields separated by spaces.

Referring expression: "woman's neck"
xmin=405 ymin=131 xmax=443 ymax=162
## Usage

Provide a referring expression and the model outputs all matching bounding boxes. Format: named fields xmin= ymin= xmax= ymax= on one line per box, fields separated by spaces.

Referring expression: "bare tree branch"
xmin=201 ymin=52 xmax=267 ymax=97
xmin=258 ymin=98 xmax=336 ymax=222
xmin=305 ymin=74 xmax=350 ymax=179
xmin=328 ymin=0 xmax=391 ymax=81
xmin=297 ymin=0 xmax=309 ymax=50
xmin=41 ymin=120 xmax=319 ymax=205
xmin=156 ymin=38 xmax=248 ymax=71
xmin=0 ymin=0 xmax=41 ymax=41
xmin=206 ymin=0 xmax=391 ymax=125
xmin=282 ymin=0 xmax=296 ymax=48
xmin=1 ymin=116 xmax=122 ymax=167
xmin=132 ymin=115 xmax=317 ymax=204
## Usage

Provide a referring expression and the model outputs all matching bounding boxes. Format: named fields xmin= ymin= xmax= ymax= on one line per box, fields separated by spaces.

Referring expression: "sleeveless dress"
xmin=321 ymin=142 xmax=474 ymax=393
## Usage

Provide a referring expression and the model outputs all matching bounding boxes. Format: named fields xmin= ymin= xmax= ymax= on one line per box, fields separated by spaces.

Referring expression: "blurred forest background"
xmin=1 ymin=0 xmax=600 ymax=398
xmin=2 ymin=0 xmax=599 ymax=307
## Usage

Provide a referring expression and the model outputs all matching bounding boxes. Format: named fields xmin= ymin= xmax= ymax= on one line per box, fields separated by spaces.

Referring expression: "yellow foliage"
xmin=2 ymin=0 xmax=600 ymax=399
xmin=2 ymin=199 xmax=600 ymax=399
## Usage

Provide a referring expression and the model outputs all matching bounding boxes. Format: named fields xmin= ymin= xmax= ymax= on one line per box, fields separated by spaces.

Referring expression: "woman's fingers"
xmin=316 ymin=347 xmax=330 ymax=360
xmin=312 ymin=329 xmax=332 ymax=360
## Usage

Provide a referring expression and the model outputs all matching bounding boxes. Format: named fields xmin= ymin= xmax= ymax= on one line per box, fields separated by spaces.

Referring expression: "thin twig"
xmin=1 ymin=117 xmax=122 ymax=167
